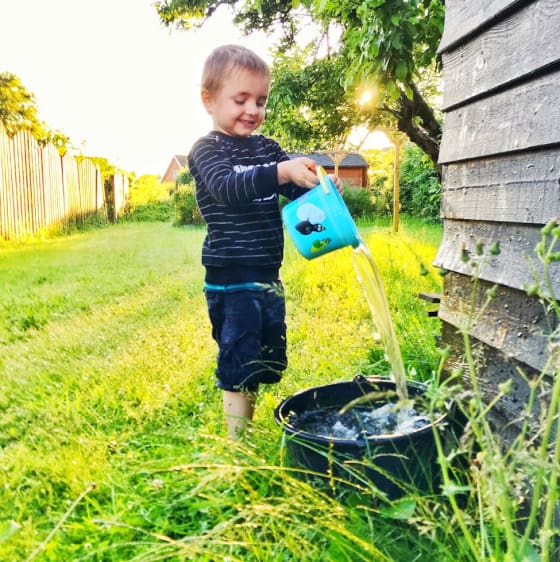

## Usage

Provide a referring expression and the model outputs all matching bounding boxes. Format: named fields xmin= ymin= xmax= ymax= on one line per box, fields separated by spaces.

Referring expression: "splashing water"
xmin=352 ymin=239 xmax=408 ymax=402
xmin=292 ymin=404 xmax=431 ymax=440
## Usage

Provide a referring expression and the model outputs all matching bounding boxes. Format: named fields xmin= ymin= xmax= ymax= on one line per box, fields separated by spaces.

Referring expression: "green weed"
xmin=425 ymin=220 xmax=560 ymax=562
xmin=0 ymin=219 xmax=463 ymax=561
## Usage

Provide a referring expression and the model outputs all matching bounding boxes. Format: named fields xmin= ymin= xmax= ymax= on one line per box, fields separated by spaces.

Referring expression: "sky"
xmin=0 ymin=0 xmax=271 ymax=177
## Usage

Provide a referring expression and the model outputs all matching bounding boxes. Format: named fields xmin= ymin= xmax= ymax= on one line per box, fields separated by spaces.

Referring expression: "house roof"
xmin=288 ymin=152 xmax=368 ymax=168
xmin=173 ymin=155 xmax=188 ymax=167
xmin=161 ymin=154 xmax=189 ymax=182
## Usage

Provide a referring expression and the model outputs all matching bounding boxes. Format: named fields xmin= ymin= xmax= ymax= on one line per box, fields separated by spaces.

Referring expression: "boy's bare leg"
xmin=223 ymin=389 xmax=258 ymax=439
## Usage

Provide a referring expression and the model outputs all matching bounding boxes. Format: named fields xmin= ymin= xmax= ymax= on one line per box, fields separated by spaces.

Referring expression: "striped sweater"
xmin=188 ymin=131 xmax=307 ymax=285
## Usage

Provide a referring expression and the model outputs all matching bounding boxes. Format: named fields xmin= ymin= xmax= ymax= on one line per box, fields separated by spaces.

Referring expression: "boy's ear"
xmin=201 ymin=89 xmax=213 ymax=113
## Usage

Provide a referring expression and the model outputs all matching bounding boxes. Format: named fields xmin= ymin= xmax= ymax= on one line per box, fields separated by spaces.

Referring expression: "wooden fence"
xmin=0 ymin=125 xmax=129 ymax=241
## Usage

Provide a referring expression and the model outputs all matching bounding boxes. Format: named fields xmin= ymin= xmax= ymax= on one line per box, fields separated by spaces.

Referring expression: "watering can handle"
xmin=316 ymin=166 xmax=331 ymax=195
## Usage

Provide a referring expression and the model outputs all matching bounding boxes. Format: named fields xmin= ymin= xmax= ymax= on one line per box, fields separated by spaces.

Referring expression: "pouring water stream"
xmin=338 ymin=237 xmax=411 ymax=415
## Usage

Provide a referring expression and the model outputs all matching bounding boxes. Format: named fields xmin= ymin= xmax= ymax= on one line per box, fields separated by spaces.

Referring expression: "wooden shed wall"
xmin=321 ymin=166 xmax=368 ymax=188
xmin=436 ymin=0 xmax=560 ymax=428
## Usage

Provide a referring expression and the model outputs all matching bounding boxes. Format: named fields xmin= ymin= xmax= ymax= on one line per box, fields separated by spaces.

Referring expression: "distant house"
xmin=161 ymin=151 xmax=369 ymax=187
xmin=161 ymin=154 xmax=188 ymax=183
xmin=289 ymin=152 xmax=369 ymax=187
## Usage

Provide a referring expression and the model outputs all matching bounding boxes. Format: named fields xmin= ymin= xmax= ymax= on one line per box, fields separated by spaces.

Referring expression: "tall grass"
xmin=430 ymin=222 xmax=560 ymax=562
xmin=0 ymin=220 xmax=446 ymax=560
xmin=8 ymin=219 xmax=557 ymax=560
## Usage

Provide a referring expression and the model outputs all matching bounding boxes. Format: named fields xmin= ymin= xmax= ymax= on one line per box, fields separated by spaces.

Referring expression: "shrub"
xmin=176 ymin=169 xmax=193 ymax=186
xmin=125 ymin=175 xmax=175 ymax=222
xmin=343 ymin=185 xmax=377 ymax=219
xmin=398 ymin=143 xmax=441 ymax=222
xmin=281 ymin=185 xmax=379 ymax=220
xmin=368 ymin=175 xmax=392 ymax=216
xmin=128 ymin=175 xmax=172 ymax=207
xmin=174 ymin=184 xmax=203 ymax=226
xmin=126 ymin=200 xmax=175 ymax=222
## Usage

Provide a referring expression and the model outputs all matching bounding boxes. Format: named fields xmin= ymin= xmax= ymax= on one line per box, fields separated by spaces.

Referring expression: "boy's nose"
xmin=245 ymin=101 xmax=258 ymax=115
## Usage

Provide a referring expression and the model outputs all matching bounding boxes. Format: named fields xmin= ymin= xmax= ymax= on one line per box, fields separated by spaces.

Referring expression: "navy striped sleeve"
xmin=189 ymin=136 xmax=280 ymax=206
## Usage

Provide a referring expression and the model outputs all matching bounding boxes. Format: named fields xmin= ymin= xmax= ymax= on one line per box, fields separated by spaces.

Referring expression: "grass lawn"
xmin=1 ymin=219 xmax=470 ymax=560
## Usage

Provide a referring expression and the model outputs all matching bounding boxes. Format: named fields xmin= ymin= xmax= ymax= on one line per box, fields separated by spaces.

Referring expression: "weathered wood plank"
xmin=95 ymin=168 xmax=105 ymax=214
xmin=439 ymin=269 xmax=557 ymax=432
xmin=42 ymin=143 xmax=65 ymax=228
xmin=13 ymin=133 xmax=28 ymax=239
xmin=0 ymin=127 xmax=9 ymax=239
xmin=77 ymin=159 xmax=98 ymax=215
xmin=441 ymin=149 xmax=560 ymax=223
xmin=440 ymin=318 xmax=546 ymax=433
xmin=439 ymin=69 xmax=560 ymax=164
xmin=439 ymin=271 xmax=555 ymax=374
xmin=442 ymin=0 xmax=560 ymax=109
xmin=433 ymin=219 xmax=560 ymax=294
xmin=439 ymin=0 xmax=528 ymax=53
xmin=438 ymin=0 xmax=560 ymax=434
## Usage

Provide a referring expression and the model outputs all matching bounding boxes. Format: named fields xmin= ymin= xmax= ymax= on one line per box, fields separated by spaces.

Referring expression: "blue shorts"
xmin=205 ymin=282 xmax=287 ymax=392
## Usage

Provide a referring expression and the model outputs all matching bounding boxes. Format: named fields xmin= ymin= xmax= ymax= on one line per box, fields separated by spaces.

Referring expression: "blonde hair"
xmin=201 ymin=44 xmax=270 ymax=96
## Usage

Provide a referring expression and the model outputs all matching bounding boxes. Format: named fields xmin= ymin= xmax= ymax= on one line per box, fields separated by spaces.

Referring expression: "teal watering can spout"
xmin=282 ymin=165 xmax=361 ymax=259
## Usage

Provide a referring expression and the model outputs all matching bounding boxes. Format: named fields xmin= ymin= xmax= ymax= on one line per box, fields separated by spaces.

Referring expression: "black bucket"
xmin=275 ymin=375 xmax=459 ymax=499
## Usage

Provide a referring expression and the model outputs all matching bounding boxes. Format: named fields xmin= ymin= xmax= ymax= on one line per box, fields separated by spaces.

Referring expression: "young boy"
xmin=188 ymin=44 xmax=339 ymax=439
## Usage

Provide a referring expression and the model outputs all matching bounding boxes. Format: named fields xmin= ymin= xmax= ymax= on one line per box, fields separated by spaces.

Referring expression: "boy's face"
xmin=202 ymin=67 xmax=269 ymax=137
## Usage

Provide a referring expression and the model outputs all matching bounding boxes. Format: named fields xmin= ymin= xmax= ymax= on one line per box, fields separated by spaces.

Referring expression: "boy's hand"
xmin=277 ymin=157 xmax=318 ymax=188
xmin=328 ymin=174 xmax=343 ymax=195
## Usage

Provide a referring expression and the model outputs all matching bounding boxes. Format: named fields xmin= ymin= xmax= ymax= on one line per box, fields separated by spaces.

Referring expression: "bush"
xmin=126 ymin=200 xmax=175 ymax=222
xmin=398 ymin=144 xmax=442 ymax=221
xmin=176 ymin=169 xmax=193 ymax=186
xmin=174 ymin=184 xmax=203 ymax=226
xmin=342 ymin=185 xmax=377 ymax=219
xmin=368 ymin=175 xmax=392 ymax=216
xmin=125 ymin=175 xmax=175 ymax=222
xmin=128 ymin=175 xmax=173 ymax=207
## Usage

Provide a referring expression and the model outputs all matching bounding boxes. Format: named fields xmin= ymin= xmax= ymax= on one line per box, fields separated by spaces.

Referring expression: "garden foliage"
xmin=398 ymin=143 xmax=441 ymax=221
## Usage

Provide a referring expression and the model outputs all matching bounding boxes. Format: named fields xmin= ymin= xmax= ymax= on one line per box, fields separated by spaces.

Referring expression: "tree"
xmin=398 ymin=142 xmax=441 ymax=221
xmin=261 ymin=51 xmax=363 ymax=152
xmin=154 ymin=0 xmax=444 ymax=168
xmin=0 ymin=72 xmax=70 ymax=154
xmin=0 ymin=72 xmax=42 ymax=136
xmin=320 ymin=0 xmax=444 ymax=165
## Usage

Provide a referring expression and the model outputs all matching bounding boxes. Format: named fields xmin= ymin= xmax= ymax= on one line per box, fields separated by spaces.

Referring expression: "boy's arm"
xmin=189 ymin=140 xmax=280 ymax=205
xmin=189 ymin=136 xmax=330 ymax=204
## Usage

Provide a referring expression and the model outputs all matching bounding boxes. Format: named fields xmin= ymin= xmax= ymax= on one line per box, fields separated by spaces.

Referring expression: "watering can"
xmin=282 ymin=166 xmax=360 ymax=259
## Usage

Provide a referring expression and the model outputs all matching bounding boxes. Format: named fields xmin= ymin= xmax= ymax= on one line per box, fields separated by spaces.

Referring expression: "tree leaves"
xmin=154 ymin=0 xmax=444 ymax=164
xmin=0 ymin=72 xmax=70 ymax=152
xmin=0 ymin=72 xmax=41 ymax=137
xmin=262 ymin=53 xmax=367 ymax=151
